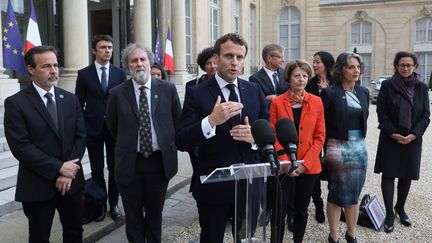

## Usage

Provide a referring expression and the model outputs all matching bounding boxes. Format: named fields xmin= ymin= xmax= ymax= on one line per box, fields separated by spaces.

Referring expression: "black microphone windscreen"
xmin=275 ymin=118 xmax=298 ymax=145
xmin=251 ymin=119 xmax=275 ymax=147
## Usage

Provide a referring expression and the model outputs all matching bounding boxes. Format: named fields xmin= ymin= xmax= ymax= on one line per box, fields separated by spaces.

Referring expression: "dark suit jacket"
xmin=105 ymin=78 xmax=182 ymax=185
xmin=321 ymin=83 xmax=369 ymax=140
xmin=249 ymin=67 xmax=289 ymax=106
xmin=4 ymin=85 xmax=86 ymax=202
xmin=175 ymin=77 xmax=269 ymax=204
xmin=75 ymin=63 xmax=127 ymax=136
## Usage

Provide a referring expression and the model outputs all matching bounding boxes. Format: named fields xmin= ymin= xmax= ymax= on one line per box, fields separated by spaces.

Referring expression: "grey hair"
xmin=262 ymin=43 xmax=285 ymax=61
xmin=121 ymin=43 xmax=154 ymax=70
xmin=333 ymin=52 xmax=364 ymax=84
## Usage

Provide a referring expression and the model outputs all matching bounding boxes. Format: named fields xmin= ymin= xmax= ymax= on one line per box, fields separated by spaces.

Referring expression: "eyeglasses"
xmin=398 ymin=64 xmax=415 ymax=69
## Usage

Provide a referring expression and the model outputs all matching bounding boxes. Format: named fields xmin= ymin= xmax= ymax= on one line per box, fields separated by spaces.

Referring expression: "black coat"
xmin=374 ymin=79 xmax=430 ymax=180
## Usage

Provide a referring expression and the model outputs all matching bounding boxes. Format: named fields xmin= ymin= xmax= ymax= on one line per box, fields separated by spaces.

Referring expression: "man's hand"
xmin=208 ymin=96 xmax=243 ymax=127
xmin=265 ymin=95 xmax=277 ymax=102
xmin=56 ymin=175 xmax=72 ymax=196
xmin=230 ymin=116 xmax=254 ymax=144
xmin=59 ymin=159 xmax=80 ymax=179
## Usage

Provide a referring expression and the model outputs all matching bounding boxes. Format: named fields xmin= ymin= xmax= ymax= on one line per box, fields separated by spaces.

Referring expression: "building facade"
xmin=1 ymin=0 xmax=431 ymax=97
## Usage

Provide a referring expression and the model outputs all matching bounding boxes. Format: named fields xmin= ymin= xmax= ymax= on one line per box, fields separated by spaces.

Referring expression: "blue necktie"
xmin=101 ymin=66 xmax=108 ymax=94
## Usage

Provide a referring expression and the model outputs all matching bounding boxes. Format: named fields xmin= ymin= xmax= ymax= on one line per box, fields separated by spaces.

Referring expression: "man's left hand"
xmin=56 ymin=175 xmax=72 ymax=196
xmin=230 ymin=116 xmax=254 ymax=144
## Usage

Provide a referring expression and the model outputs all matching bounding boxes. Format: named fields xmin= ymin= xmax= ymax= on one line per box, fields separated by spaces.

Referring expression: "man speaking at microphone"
xmin=176 ymin=33 xmax=268 ymax=243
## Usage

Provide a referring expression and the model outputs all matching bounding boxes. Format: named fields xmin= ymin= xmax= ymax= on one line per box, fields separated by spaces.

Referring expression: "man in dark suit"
xmin=105 ymin=43 xmax=181 ymax=243
xmin=249 ymin=43 xmax=289 ymax=107
xmin=176 ymin=33 xmax=269 ymax=243
xmin=4 ymin=46 xmax=86 ymax=243
xmin=75 ymin=35 xmax=127 ymax=221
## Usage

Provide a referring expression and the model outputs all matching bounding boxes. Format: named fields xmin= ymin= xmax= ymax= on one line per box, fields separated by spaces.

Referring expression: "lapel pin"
xmin=59 ymin=94 xmax=64 ymax=99
xmin=154 ymin=94 xmax=158 ymax=99
xmin=342 ymin=96 xmax=346 ymax=99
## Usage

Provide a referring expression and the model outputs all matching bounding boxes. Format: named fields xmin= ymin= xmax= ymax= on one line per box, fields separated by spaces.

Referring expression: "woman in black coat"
xmin=374 ymin=51 xmax=430 ymax=233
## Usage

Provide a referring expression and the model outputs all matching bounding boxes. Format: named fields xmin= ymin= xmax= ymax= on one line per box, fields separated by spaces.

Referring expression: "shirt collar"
xmin=132 ymin=78 xmax=152 ymax=92
xmin=215 ymin=73 xmax=238 ymax=89
xmin=263 ymin=66 xmax=278 ymax=79
xmin=33 ymin=82 xmax=55 ymax=98
xmin=95 ymin=61 xmax=110 ymax=70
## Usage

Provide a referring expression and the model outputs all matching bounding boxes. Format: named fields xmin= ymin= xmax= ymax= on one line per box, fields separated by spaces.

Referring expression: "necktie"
xmin=226 ymin=84 xmax=241 ymax=125
xmin=101 ymin=66 xmax=108 ymax=94
xmin=45 ymin=92 xmax=58 ymax=131
xmin=272 ymin=72 xmax=280 ymax=94
xmin=138 ymin=86 xmax=153 ymax=158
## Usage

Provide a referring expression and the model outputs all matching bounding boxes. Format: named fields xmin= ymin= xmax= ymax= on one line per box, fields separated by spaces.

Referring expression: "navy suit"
xmin=75 ymin=63 xmax=126 ymax=206
xmin=106 ymin=78 xmax=181 ymax=242
xmin=249 ymin=67 xmax=289 ymax=106
xmin=4 ymin=85 xmax=86 ymax=242
xmin=176 ymin=76 xmax=268 ymax=242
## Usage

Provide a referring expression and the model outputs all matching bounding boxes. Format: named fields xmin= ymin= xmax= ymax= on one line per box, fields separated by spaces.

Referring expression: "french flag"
xmin=163 ymin=28 xmax=174 ymax=74
xmin=25 ymin=0 xmax=41 ymax=53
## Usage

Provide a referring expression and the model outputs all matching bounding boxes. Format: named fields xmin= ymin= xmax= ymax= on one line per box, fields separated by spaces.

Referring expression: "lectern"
xmin=200 ymin=161 xmax=296 ymax=242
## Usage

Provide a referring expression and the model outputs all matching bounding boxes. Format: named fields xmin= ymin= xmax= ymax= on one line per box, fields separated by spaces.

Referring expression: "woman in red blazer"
xmin=269 ymin=59 xmax=326 ymax=243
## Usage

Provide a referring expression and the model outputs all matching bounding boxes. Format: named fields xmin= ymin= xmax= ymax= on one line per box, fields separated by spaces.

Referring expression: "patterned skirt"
xmin=326 ymin=130 xmax=368 ymax=207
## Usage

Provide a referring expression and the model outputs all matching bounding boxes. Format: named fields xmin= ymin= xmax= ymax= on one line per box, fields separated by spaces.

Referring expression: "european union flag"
xmin=2 ymin=0 xmax=27 ymax=75
xmin=154 ymin=30 xmax=163 ymax=65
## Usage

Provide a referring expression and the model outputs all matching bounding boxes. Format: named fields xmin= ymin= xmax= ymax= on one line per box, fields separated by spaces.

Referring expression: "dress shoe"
xmin=395 ymin=207 xmax=412 ymax=226
xmin=82 ymin=214 xmax=93 ymax=225
xmin=344 ymin=232 xmax=357 ymax=243
xmin=258 ymin=209 xmax=271 ymax=226
xmin=94 ymin=204 xmax=106 ymax=222
xmin=110 ymin=205 xmax=122 ymax=221
xmin=328 ymin=234 xmax=339 ymax=243
xmin=383 ymin=215 xmax=395 ymax=233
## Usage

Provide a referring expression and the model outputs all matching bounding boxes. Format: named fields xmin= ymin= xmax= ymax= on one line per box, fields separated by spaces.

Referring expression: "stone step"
xmin=0 ymin=157 xmax=92 ymax=218
xmin=0 ymin=137 xmax=10 ymax=153
xmin=0 ymin=151 xmax=16 ymax=171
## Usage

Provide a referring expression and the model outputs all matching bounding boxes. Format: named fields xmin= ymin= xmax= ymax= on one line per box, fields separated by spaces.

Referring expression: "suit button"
xmin=299 ymin=141 xmax=303 ymax=144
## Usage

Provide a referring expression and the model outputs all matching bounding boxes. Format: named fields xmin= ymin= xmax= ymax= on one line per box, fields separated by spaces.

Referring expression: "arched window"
xmin=279 ymin=7 xmax=300 ymax=61
xmin=185 ymin=0 xmax=193 ymax=64
xmin=232 ymin=0 xmax=240 ymax=33
xmin=415 ymin=17 xmax=432 ymax=83
xmin=351 ymin=21 xmax=372 ymax=86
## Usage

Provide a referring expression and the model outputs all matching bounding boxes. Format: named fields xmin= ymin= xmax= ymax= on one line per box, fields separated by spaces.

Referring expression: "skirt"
xmin=326 ymin=130 xmax=368 ymax=207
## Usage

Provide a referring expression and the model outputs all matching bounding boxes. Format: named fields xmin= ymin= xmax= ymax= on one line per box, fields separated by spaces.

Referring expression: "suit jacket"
xmin=321 ymin=83 xmax=369 ymax=140
xmin=4 ymin=85 xmax=86 ymax=202
xmin=269 ymin=91 xmax=325 ymax=174
xmin=105 ymin=78 xmax=182 ymax=185
xmin=249 ymin=67 xmax=289 ymax=106
xmin=75 ymin=63 xmax=127 ymax=136
xmin=175 ymin=76 xmax=269 ymax=204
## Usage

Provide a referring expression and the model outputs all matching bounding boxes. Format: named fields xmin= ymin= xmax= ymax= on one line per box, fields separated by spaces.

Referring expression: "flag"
xmin=2 ymin=0 xmax=27 ymax=75
xmin=154 ymin=29 xmax=163 ymax=65
xmin=25 ymin=0 xmax=41 ymax=53
xmin=163 ymin=28 xmax=174 ymax=73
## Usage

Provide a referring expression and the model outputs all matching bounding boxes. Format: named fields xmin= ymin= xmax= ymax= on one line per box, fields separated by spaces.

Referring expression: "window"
xmin=279 ymin=7 xmax=300 ymax=61
xmin=249 ymin=5 xmax=255 ymax=68
xmin=358 ymin=53 xmax=371 ymax=86
xmin=232 ymin=0 xmax=240 ymax=33
xmin=210 ymin=0 xmax=219 ymax=45
xmin=351 ymin=22 xmax=371 ymax=45
xmin=416 ymin=17 xmax=432 ymax=43
xmin=185 ymin=0 xmax=192 ymax=64
xmin=416 ymin=52 xmax=432 ymax=83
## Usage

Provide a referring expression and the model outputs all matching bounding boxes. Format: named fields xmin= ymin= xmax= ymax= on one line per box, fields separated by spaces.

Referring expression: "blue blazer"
xmin=175 ymin=77 xmax=269 ymax=203
xmin=4 ymin=85 xmax=86 ymax=202
xmin=249 ymin=67 xmax=289 ymax=106
xmin=321 ymin=83 xmax=369 ymax=140
xmin=75 ymin=63 xmax=127 ymax=136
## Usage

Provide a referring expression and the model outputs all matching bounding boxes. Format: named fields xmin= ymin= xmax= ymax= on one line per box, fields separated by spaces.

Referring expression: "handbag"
xmin=341 ymin=194 xmax=384 ymax=231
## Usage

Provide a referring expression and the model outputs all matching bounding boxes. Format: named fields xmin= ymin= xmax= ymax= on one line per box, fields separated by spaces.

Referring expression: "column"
xmin=59 ymin=0 xmax=89 ymax=92
xmin=134 ymin=0 xmax=152 ymax=47
xmin=170 ymin=0 xmax=188 ymax=85
xmin=0 ymin=1 xmax=20 ymax=104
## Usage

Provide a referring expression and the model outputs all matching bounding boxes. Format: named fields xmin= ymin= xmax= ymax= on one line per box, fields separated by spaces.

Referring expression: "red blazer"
xmin=269 ymin=91 xmax=325 ymax=174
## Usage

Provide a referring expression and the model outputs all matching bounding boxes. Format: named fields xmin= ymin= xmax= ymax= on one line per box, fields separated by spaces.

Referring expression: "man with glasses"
xmin=250 ymin=43 xmax=289 ymax=107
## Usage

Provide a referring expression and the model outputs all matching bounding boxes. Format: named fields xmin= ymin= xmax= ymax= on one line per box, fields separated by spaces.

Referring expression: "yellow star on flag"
xmin=13 ymin=49 xmax=18 ymax=54
xmin=8 ymin=21 xmax=13 ymax=27
xmin=5 ymin=43 xmax=11 ymax=49
xmin=3 ymin=28 xmax=8 ymax=33
xmin=3 ymin=36 xmax=7 ymax=41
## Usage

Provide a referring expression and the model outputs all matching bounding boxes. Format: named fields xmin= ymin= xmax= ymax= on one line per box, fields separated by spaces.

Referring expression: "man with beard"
xmin=4 ymin=45 xmax=86 ymax=242
xmin=105 ymin=43 xmax=181 ymax=243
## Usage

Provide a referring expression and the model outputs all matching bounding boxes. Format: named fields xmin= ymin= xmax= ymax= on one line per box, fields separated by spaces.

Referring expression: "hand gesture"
xmin=208 ymin=96 xmax=243 ymax=127
xmin=230 ymin=116 xmax=254 ymax=144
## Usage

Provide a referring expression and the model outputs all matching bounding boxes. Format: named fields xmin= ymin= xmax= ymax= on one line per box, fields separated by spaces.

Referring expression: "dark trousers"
xmin=117 ymin=152 xmax=168 ymax=243
xmin=87 ymin=123 xmax=118 ymax=206
xmin=311 ymin=178 xmax=323 ymax=205
xmin=22 ymin=191 xmax=83 ymax=243
xmin=269 ymin=174 xmax=319 ymax=243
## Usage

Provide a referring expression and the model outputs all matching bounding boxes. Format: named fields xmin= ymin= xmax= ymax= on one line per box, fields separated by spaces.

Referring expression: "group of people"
xmin=3 ymin=31 xmax=429 ymax=243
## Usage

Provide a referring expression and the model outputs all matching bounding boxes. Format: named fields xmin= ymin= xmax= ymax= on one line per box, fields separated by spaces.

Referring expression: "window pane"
xmin=280 ymin=9 xmax=289 ymax=21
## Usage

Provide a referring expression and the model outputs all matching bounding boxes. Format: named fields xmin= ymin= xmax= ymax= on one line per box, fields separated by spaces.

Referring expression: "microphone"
xmin=251 ymin=119 xmax=279 ymax=174
xmin=275 ymin=118 xmax=299 ymax=172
